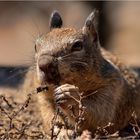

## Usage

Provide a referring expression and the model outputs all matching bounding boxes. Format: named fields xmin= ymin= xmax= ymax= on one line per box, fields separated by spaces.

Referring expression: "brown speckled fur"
xmin=32 ymin=12 xmax=140 ymax=137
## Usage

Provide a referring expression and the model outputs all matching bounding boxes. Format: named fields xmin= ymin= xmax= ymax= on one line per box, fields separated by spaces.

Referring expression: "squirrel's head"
xmin=35 ymin=10 xmax=102 ymax=87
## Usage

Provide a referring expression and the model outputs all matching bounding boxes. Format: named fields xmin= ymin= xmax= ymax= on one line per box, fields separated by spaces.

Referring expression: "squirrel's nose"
xmin=38 ymin=55 xmax=54 ymax=72
xmin=38 ymin=55 xmax=60 ymax=85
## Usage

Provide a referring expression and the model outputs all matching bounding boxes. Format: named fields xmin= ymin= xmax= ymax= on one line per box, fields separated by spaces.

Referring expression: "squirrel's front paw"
xmin=54 ymin=84 xmax=80 ymax=108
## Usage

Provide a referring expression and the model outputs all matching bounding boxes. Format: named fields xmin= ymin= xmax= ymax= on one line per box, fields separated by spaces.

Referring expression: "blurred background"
xmin=0 ymin=1 xmax=140 ymax=88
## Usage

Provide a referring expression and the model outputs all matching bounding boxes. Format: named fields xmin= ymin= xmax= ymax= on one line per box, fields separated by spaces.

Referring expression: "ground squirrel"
xmin=33 ymin=10 xmax=140 ymax=137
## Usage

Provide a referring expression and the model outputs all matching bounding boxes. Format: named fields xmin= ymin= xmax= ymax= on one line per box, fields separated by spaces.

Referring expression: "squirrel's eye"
xmin=71 ymin=41 xmax=83 ymax=52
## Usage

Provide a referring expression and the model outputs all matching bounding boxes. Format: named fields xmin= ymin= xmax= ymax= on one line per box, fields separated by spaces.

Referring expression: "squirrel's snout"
xmin=38 ymin=55 xmax=53 ymax=72
xmin=38 ymin=55 xmax=61 ymax=85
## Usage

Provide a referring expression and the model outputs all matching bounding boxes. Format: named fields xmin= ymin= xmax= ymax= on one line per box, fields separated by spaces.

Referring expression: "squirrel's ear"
xmin=49 ymin=10 xmax=63 ymax=30
xmin=82 ymin=10 xmax=98 ymax=40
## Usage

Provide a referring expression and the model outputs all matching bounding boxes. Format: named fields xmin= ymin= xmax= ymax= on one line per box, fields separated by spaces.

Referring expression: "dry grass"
xmin=0 ymin=88 xmax=46 ymax=139
xmin=0 ymin=86 xmax=140 ymax=140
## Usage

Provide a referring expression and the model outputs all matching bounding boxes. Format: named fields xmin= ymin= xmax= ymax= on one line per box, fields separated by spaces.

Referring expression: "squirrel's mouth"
xmin=46 ymin=67 xmax=61 ymax=85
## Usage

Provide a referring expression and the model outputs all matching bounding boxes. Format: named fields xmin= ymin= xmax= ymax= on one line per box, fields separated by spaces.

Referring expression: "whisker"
xmin=58 ymin=60 xmax=89 ymax=73
xmin=57 ymin=53 xmax=74 ymax=61
xmin=70 ymin=60 xmax=88 ymax=65
xmin=23 ymin=29 xmax=37 ymax=43
xmin=58 ymin=57 xmax=88 ymax=67
xmin=57 ymin=53 xmax=87 ymax=63
xmin=3 ymin=66 xmax=35 ymax=83
xmin=30 ymin=17 xmax=42 ymax=38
